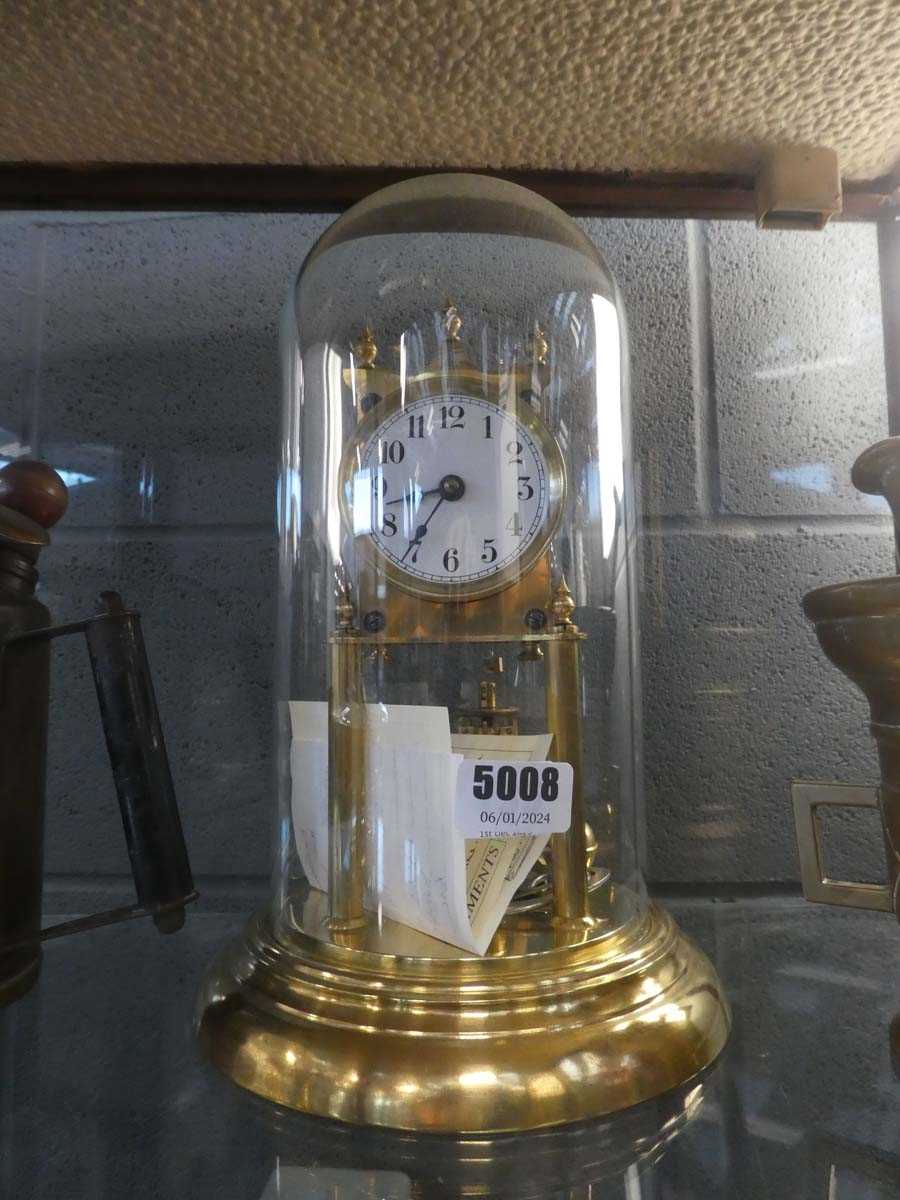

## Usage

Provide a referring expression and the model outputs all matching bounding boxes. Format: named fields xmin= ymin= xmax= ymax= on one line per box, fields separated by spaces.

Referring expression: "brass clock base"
xmin=195 ymin=898 xmax=730 ymax=1133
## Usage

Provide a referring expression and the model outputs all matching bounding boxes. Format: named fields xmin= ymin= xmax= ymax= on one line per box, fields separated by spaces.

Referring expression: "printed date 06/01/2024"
xmin=477 ymin=808 xmax=551 ymax=831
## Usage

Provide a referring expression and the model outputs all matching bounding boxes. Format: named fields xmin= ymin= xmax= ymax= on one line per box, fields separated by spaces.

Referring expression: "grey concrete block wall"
xmin=585 ymin=217 xmax=702 ymax=518
xmin=637 ymin=219 xmax=892 ymax=883
xmin=31 ymin=213 xmax=332 ymax=527
xmin=642 ymin=525 xmax=892 ymax=881
xmin=707 ymin=222 xmax=889 ymax=518
xmin=0 ymin=209 xmax=891 ymax=890
xmin=0 ymin=213 xmax=335 ymax=883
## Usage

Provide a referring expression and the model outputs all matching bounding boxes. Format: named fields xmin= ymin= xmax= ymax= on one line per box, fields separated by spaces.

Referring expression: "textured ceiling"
xmin=2 ymin=0 xmax=900 ymax=182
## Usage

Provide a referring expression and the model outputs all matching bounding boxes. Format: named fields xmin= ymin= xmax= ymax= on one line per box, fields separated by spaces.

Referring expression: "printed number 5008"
xmin=471 ymin=764 xmax=560 ymax=803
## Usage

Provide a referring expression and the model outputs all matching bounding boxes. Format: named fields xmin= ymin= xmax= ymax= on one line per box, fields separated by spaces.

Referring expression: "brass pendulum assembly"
xmin=454 ymin=654 xmax=519 ymax=736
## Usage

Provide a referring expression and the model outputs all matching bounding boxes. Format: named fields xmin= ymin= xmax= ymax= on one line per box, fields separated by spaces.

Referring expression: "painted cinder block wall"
xmin=0 ymin=210 xmax=891 ymax=890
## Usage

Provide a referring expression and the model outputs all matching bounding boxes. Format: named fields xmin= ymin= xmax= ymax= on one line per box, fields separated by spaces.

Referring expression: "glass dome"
xmin=276 ymin=173 xmax=641 ymax=950
xmin=197 ymin=174 xmax=729 ymax=1132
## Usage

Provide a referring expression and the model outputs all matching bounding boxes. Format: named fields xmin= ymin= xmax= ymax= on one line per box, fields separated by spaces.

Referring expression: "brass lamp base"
xmin=195 ymin=897 xmax=729 ymax=1133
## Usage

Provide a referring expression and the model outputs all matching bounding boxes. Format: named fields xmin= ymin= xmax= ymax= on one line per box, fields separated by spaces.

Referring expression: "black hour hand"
xmin=387 ymin=474 xmax=466 ymax=507
xmin=399 ymin=496 xmax=444 ymax=564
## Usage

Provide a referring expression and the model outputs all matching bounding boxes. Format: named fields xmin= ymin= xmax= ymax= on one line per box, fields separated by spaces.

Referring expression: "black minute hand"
xmin=385 ymin=485 xmax=439 ymax=506
xmin=399 ymin=495 xmax=444 ymax=564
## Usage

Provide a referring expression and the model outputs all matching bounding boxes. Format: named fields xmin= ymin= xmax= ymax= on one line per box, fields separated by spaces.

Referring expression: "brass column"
xmin=328 ymin=597 xmax=367 ymax=929
xmin=545 ymin=580 xmax=589 ymax=920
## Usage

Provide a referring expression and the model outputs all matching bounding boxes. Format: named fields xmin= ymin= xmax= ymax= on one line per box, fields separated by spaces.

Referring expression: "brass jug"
xmin=0 ymin=459 xmax=196 ymax=1005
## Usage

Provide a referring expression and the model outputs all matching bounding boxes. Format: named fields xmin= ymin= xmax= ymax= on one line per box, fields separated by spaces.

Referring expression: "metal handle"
xmin=792 ymin=781 xmax=894 ymax=912
xmin=2 ymin=591 xmax=197 ymax=946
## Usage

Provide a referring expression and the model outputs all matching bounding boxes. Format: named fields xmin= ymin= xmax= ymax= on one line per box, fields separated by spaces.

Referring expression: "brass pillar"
xmin=328 ymin=631 xmax=367 ymax=929
xmin=545 ymin=581 xmax=589 ymax=920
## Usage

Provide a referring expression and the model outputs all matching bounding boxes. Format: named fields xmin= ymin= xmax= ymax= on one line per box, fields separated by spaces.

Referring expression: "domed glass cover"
xmin=274 ymin=173 xmax=645 ymax=955
xmin=197 ymin=174 xmax=728 ymax=1131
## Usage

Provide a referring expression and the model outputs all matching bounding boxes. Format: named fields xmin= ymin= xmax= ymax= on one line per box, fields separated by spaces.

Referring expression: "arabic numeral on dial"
xmin=518 ymin=476 xmax=534 ymax=500
xmin=442 ymin=547 xmax=459 ymax=573
xmin=481 ymin=537 xmax=497 ymax=563
xmin=408 ymin=413 xmax=425 ymax=438
xmin=381 ymin=512 xmax=397 ymax=536
xmin=506 ymin=512 xmax=523 ymax=536
xmin=379 ymin=439 xmax=405 ymax=464
xmin=370 ymin=471 xmax=387 ymax=499
xmin=440 ymin=404 xmax=465 ymax=430
xmin=507 ymin=439 xmax=524 ymax=465
xmin=483 ymin=414 xmax=493 ymax=439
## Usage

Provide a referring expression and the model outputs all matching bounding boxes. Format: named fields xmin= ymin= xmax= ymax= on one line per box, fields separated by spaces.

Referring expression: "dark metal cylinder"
xmin=85 ymin=592 xmax=194 ymax=930
xmin=0 ymin=549 xmax=49 ymax=1004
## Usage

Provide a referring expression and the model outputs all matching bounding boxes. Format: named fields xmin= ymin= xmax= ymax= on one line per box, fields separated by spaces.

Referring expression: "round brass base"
xmin=195 ymin=902 xmax=730 ymax=1133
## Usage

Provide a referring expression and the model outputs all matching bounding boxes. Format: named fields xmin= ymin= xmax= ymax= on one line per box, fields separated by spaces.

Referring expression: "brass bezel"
xmin=338 ymin=378 xmax=567 ymax=603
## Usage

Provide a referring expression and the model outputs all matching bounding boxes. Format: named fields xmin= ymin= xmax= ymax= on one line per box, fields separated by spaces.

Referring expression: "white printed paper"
xmin=288 ymin=703 xmax=553 ymax=954
xmin=451 ymin=733 xmax=554 ymax=762
xmin=452 ymin=732 xmax=554 ymax=938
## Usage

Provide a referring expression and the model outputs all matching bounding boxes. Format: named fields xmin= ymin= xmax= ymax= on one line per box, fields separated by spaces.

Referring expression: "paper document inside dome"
xmin=455 ymin=732 xmax=553 ymax=930
xmin=288 ymin=702 xmax=551 ymax=954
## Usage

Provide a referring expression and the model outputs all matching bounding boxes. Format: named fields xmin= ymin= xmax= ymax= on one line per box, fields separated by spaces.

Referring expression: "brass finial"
xmin=354 ymin=325 xmax=378 ymax=368
xmin=335 ymin=578 xmax=355 ymax=630
xmin=532 ymin=324 xmax=549 ymax=366
xmin=443 ymin=304 xmax=462 ymax=343
xmin=551 ymin=577 xmax=576 ymax=628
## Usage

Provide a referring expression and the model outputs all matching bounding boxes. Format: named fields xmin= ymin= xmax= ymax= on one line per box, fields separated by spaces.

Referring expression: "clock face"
xmin=345 ymin=393 xmax=564 ymax=600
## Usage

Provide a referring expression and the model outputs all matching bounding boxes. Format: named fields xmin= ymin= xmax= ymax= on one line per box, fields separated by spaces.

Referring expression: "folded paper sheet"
xmin=289 ymin=702 xmax=552 ymax=954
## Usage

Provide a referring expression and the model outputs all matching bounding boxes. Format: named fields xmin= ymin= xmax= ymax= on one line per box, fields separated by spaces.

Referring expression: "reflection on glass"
xmin=251 ymin=1072 xmax=710 ymax=1200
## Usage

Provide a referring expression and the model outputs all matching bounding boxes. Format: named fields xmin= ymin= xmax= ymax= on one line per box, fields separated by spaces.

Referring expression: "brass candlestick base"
xmin=195 ymin=895 xmax=729 ymax=1133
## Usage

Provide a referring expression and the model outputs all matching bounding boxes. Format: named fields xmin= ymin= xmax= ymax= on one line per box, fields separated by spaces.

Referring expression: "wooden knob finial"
xmin=852 ymin=438 xmax=900 ymax=562
xmin=0 ymin=459 xmax=69 ymax=529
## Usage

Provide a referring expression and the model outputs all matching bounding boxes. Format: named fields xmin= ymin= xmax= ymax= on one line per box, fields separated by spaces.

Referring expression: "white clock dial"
xmin=348 ymin=393 xmax=561 ymax=597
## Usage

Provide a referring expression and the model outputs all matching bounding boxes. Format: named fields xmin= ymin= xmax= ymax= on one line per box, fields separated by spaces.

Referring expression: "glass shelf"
xmin=3 ymin=894 xmax=899 ymax=1198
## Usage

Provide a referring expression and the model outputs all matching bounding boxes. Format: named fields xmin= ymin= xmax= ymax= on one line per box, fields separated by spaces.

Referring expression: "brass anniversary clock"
xmin=196 ymin=173 xmax=730 ymax=1131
